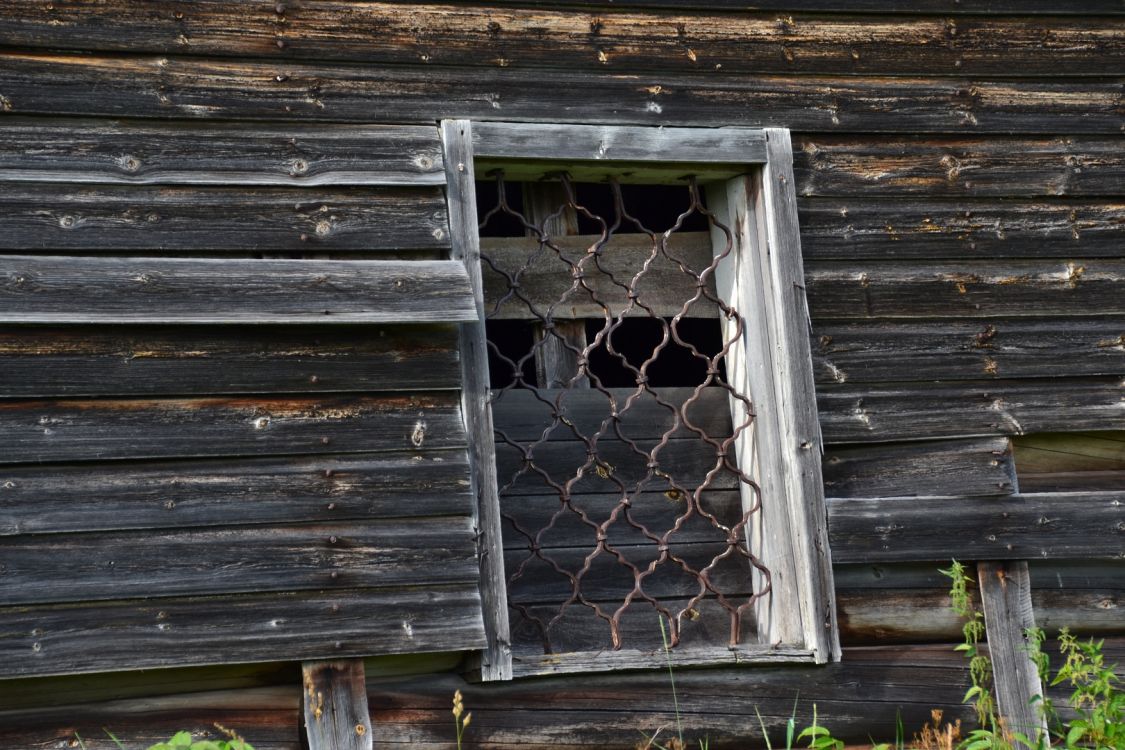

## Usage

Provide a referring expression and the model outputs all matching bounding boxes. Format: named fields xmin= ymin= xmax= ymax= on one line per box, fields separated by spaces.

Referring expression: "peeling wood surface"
xmin=0 ymin=118 xmax=444 ymax=186
xmin=0 ymin=325 xmax=460 ymax=397
xmin=302 ymin=660 xmax=372 ymax=750
xmin=2 ymin=53 xmax=1121 ymax=133
xmin=811 ymin=319 xmax=1125 ymax=384
xmin=0 ymin=586 xmax=485 ymax=678
xmin=0 ymin=257 xmax=475 ymax=324
xmin=0 ymin=185 xmax=449 ymax=252
xmin=0 ymin=393 xmax=464 ymax=464
xmin=828 ymin=491 xmax=1125 ymax=563
xmin=0 ymin=5 xmax=1120 ymax=77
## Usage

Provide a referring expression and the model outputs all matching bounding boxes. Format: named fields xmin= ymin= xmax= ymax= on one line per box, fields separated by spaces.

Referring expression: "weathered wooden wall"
xmin=0 ymin=1 xmax=1121 ymax=747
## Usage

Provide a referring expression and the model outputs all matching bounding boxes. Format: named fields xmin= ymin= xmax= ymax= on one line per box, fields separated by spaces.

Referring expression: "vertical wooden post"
xmin=301 ymin=660 xmax=372 ymax=750
xmin=978 ymin=561 xmax=1049 ymax=746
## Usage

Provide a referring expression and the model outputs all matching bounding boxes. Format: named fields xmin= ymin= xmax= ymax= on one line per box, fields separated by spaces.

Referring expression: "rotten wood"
xmin=0 ymin=393 xmax=465 ymax=464
xmin=0 ymin=5 xmax=1119 ymax=77
xmin=0 ymin=256 xmax=475 ymax=325
xmin=828 ymin=490 xmax=1125 ymax=563
xmin=301 ymin=660 xmax=372 ymax=750
xmin=1 ymin=53 xmax=1121 ymax=133
xmin=0 ymin=184 xmax=449 ymax=252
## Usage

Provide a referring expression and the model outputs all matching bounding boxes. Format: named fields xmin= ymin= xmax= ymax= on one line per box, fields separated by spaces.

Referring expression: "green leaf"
xmin=1065 ymin=724 xmax=1086 ymax=746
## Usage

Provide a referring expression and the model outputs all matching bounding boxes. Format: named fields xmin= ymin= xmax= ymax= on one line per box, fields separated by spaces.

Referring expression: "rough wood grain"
xmin=0 ymin=325 xmax=460 ymax=397
xmin=0 ymin=393 xmax=464 ymax=464
xmin=0 ymin=450 xmax=470 ymax=536
xmin=811 ymin=319 xmax=1125 ymax=384
xmin=794 ymin=137 xmax=1125 ymax=198
xmin=828 ymin=491 xmax=1125 ymax=563
xmin=0 ymin=117 xmax=444 ymax=186
xmin=0 ymin=184 xmax=449 ymax=252
xmin=799 ymin=200 xmax=1125 ymax=261
xmin=302 ymin=660 xmax=372 ymax=750
xmin=409 ymin=0 xmax=1125 ymax=14
xmin=805 ymin=259 xmax=1125 ymax=320
xmin=978 ymin=562 xmax=1048 ymax=745
xmin=817 ymin=377 xmax=1124 ymax=443
xmin=2 ymin=53 xmax=1120 ymax=133
xmin=0 ymin=586 xmax=485 ymax=678
xmin=0 ymin=256 xmax=475 ymax=324
xmin=0 ymin=5 xmax=1119 ymax=77
xmin=1013 ymin=431 xmax=1125 ymax=474
xmin=823 ymin=437 xmax=1016 ymax=498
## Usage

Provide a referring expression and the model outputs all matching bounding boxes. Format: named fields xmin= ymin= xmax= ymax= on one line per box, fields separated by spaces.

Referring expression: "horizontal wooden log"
xmin=0 ymin=393 xmax=464 ymax=464
xmin=799 ymin=199 xmax=1125 ymax=260
xmin=805 ymin=259 xmax=1125 ymax=319
xmin=828 ymin=491 xmax=1125 ymax=563
xmin=823 ymin=437 xmax=1016 ymax=498
xmin=0 ymin=586 xmax=485 ymax=678
xmin=0 ymin=117 xmax=443 ymax=186
xmin=793 ymin=137 xmax=1125 ymax=198
xmin=480 ymin=232 xmax=717 ymax=320
xmin=0 ymin=257 xmax=475 ymax=324
xmin=412 ymin=0 xmax=1125 ymax=13
xmin=1027 ymin=560 xmax=1125 ymax=639
xmin=1 ymin=518 xmax=477 ymax=606
xmin=1013 ymin=431 xmax=1125 ymax=474
xmin=0 ymin=5 xmax=1119 ymax=77
xmin=811 ymin=319 xmax=1125 ymax=384
xmin=0 ymin=324 xmax=460 ymax=397
xmin=0 ymin=184 xmax=449 ymax=252
xmin=817 ymin=377 xmax=1124 ymax=443
xmin=1 ymin=53 xmax=1120 ymax=133
xmin=0 ymin=450 xmax=470 ymax=536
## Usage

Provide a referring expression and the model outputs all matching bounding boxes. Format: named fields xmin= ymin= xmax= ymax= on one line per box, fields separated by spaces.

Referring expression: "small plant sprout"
xmin=453 ymin=689 xmax=472 ymax=750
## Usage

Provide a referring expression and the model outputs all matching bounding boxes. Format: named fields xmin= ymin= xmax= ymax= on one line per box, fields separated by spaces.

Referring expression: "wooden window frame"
xmin=441 ymin=120 xmax=839 ymax=681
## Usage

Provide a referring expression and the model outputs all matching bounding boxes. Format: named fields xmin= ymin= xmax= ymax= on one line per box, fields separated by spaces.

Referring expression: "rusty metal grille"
xmin=478 ymin=172 xmax=770 ymax=656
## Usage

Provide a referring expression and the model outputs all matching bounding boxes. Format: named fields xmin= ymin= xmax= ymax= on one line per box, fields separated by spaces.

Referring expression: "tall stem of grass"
xmin=659 ymin=616 xmax=685 ymax=748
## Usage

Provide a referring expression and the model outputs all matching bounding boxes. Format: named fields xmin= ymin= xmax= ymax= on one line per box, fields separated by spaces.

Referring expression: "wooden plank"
xmin=1013 ymin=431 xmax=1125 ymax=474
xmin=823 ymin=437 xmax=1016 ymax=499
xmin=512 ymin=645 xmax=815 ymax=678
xmin=0 ymin=256 xmax=475 ymax=324
xmin=811 ymin=319 xmax=1125 ymax=384
xmin=302 ymin=660 xmax=372 ymax=750
xmin=805 ymin=259 xmax=1125 ymax=320
xmin=0 ymin=118 xmax=444 ymax=186
xmin=2 ymin=53 xmax=1121 ymax=133
xmin=0 ymin=450 xmax=470 ymax=536
xmin=0 ymin=585 xmax=486 ymax=678
xmin=828 ymin=491 xmax=1125 ymax=563
xmin=442 ymin=119 xmax=512 ymax=682
xmin=400 ymin=0 xmax=1125 ymax=14
xmin=817 ymin=377 xmax=1124 ymax=443
xmin=0 ymin=5 xmax=1120 ymax=77
xmin=481 ymin=232 xmax=717 ymax=319
xmin=0 ymin=393 xmax=465 ymax=464
xmin=0 ymin=184 xmax=449 ymax=252
xmin=0 ymin=325 xmax=460 ymax=398
xmin=799 ymin=199 xmax=1125 ymax=261
xmin=978 ymin=562 xmax=1048 ymax=745
xmin=1028 ymin=560 xmax=1125 ymax=638
xmin=793 ymin=137 xmax=1125 ymax=198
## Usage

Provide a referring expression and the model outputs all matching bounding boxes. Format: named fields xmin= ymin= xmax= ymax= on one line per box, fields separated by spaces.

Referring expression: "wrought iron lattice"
xmin=479 ymin=172 xmax=770 ymax=656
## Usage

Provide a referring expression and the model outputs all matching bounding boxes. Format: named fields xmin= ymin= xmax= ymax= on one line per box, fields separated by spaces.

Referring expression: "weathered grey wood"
xmin=302 ymin=660 xmax=372 ymax=750
xmin=511 ymin=645 xmax=815 ymax=678
xmin=823 ymin=437 xmax=1017 ymax=498
xmin=0 ymin=117 xmax=444 ymax=186
xmin=0 ymin=325 xmax=459 ymax=397
xmin=1028 ymin=560 xmax=1125 ymax=638
xmin=978 ymin=562 xmax=1048 ymax=745
xmin=0 ymin=184 xmax=449 ymax=252
xmin=805 ymin=260 xmax=1125 ymax=319
xmin=400 ymin=0 xmax=1125 ymax=13
xmin=0 ymin=450 xmax=470 ymax=536
xmin=0 ymin=256 xmax=475 ymax=324
xmin=0 ymin=393 xmax=464 ymax=464
xmin=799 ymin=200 xmax=1125 ymax=260
xmin=0 ymin=585 xmax=485 ymax=678
xmin=818 ymin=377 xmax=1124 ymax=443
xmin=1 ymin=518 xmax=477 ymax=605
xmin=811 ymin=319 xmax=1125 ymax=384
xmin=480 ymin=232 xmax=717 ymax=319
xmin=1 ymin=5 xmax=1119 ymax=77
xmin=828 ymin=491 xmax=1125 ymax=563
xmin=442 ymin=119 xmax=512 ymax=682
xmin=794 ymin=137 xmax=1125 ymax=198
xmin=2 ymin=53 xmax=1121 ymax=133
